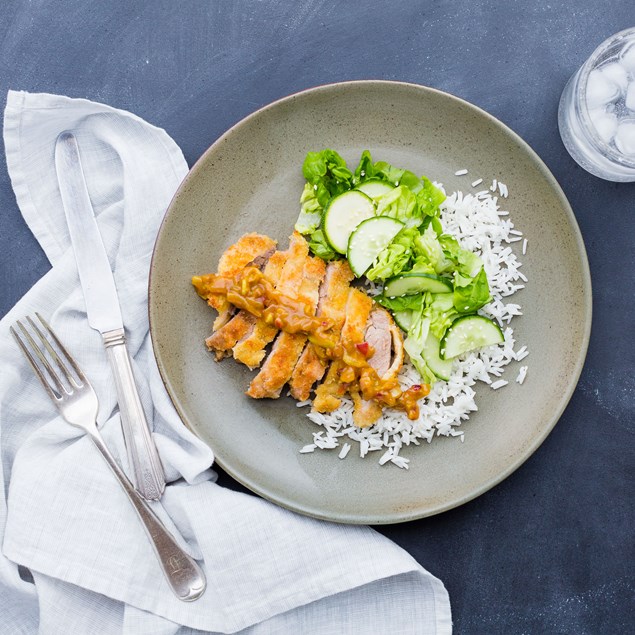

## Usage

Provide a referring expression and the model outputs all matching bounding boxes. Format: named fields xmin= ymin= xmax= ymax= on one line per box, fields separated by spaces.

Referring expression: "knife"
xmin=55 ymin=131 xmax=165 ymax=501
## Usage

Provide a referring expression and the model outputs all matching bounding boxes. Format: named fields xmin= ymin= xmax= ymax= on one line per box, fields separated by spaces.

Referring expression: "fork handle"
xmin=103 ymin=328 xmax=165 ymax=500
xmin=88 ymin=430 xmax=207 ymax=602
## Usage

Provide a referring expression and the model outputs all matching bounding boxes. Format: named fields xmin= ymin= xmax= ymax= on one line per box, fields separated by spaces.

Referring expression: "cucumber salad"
xmin=295 ymin=149 xmax=505 ymax=387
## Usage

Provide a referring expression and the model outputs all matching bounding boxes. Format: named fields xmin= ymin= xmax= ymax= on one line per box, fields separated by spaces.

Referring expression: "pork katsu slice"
xmin=213 ymin=244 xmax=277 ymax=331
xmin=288 ymin=260 xmax=354 ymax=401
xmin=232 ymin=232 xmax=307 ymax=369
xmin=192 ymin=233 xmax=276 ymax=330
xmin=351 ymin=392 xmax=383 ymax=428
xmin=203 ymin=244 xmax=277 ymax=357
xmin=231 ymin=249 xmax=288 ymax=369
xmin=365 ymin=307 xmax=404 ymax=380
xmin=204 ymin=233 xmax=277 ymax=331
xmin=352 ymin=307 xmax=405 ymax=427
xmin=247 ymin=255 xmax=326 ymax=399
xmin=313 ymin=288 xmax=373 ymax=413
xmin=274 ymin=231 xmax=309 ymax=296
xmin=203 ymin=253 xmax=280 ymax=358
xmin=205 ymin=312 xmax=257 ymax=360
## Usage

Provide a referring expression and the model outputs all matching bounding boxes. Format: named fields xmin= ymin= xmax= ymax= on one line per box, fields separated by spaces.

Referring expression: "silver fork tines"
xmin=11 ymin=314 xmax=206 ymax=602
xmin=13 ymin=313 xmax=85 ymax=394
xmin=11 ymin=314 xmax=98 ymax=428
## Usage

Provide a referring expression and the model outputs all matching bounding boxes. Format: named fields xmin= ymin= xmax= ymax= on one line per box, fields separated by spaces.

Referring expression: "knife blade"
xmin=55 ymin=131 xmax=165 ymax=500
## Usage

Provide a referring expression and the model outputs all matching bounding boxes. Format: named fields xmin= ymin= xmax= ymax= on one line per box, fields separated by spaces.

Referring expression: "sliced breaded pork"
xmin=206 ymin=233 xmax=276 ymax=331
xmin=231 ymin=249 xmax=288 ymax=369
xmin=231 ymin=232 xmax=307 ymax=369
xmin=205 ymin=312 xmax=257 ymax=360
xmin=194 ymin=231 xmax=413 ymax=426
xmin=365 ymin=307 xmax=404 ymax=380
xmin=288 ymin=259 xmax=354 ymax=401
xmin=247 ymin=255 xmax=326 ymax=399
xmin=313 ymin=288 xmax=373 ymax=413
xmin=351 ymin=391 xmax=383 ymax=428
xmin=352 ymin=307 xmax=405 ymax=427
xmin=204 ymin=245 xmax=277 ymax=358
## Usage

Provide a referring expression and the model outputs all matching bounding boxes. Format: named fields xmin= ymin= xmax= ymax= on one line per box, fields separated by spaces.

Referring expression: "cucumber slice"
xmin=422 ymin=331 xmax=454 ymax=380
xmin=347 ymin=216 xmax=404 ymax=277
xmin=393 ymin=309 xmax=415 ymax=332
xmin=384 ymin=273 xmax=453 ymax=297
xmin=356 ymin=179 xmax=395 ymax=199
xmin=322 ymin=190 xmax=375 ymax=254
xmin=440 ymin=315 xmax=504 ymax=360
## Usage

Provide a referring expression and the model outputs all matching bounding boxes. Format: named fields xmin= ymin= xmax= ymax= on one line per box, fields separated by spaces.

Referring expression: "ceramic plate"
xmin=148 ymin=81 xmax=591 ymax=524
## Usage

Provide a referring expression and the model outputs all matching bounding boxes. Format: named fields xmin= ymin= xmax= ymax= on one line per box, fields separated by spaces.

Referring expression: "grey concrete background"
xmin=1 ymin=1 xmax=633 ymax=633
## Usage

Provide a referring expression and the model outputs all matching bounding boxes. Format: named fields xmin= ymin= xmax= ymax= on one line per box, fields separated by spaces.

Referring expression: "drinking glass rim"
xmin=577 ymin=26 xmax=635 ymax=169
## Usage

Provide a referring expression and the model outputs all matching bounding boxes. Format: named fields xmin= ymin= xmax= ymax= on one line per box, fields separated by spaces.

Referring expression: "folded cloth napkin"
xmin=0 ymin=90 xmax=452 ymax=635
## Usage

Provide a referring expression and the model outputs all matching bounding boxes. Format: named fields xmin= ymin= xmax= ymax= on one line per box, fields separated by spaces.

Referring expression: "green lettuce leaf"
xmin=434 ymin=217 xmax=444 ymax=234
xmin=374 ymin=292 xmax=425 ymax=313
xmin=453 ymin=267 xmax=491 ymax=313
xmin=438 ymin=235 xmax=484 ymax=277
xmin=307 ymin=228 xmax=338 ymax=262
xmin=409 ymin=259 xmax=436 ymax=275
xmin=372 ymin=161 xmax=406 ymax=186
xmin=456 ymin=249 xmax=484 ymax=278
xmin=423 ymin=292 xmax=459 ymax=339
xmin=353 ymin=150 xmax=376 ymax=184
xmin=402 ymin=315 xmax=437 ymax=385
xmin=365 ymin=227 xmax=418 ymax=281
xmin=302 ymin=149 xmax=353 ymax=208
xmin=295 ymin=183 xmax=323 ymax=235
xmin=375 ymin=185 xmax=420 ymax=226
xmin=372 ymin=160 xmax=445 ymax=220
xmin=373 ymin=161 xmax=422 ymax=192
xmin=415 ymin=177 xmax=446 ymax=217
xmin=413 ymin=224 xmax=454 ymax=274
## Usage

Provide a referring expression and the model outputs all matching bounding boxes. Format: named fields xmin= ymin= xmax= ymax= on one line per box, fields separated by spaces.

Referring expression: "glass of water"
xmin=558 ymin=27 xmax=635 ymax=182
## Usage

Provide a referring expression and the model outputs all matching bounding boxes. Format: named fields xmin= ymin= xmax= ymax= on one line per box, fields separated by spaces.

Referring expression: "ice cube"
xmin=619 ymin=41 xmax=635 ymax=73
xmin=585 ymin=69 xmax=619 ymax=109
xmin=600 ymin=62 xmax=629 ymax=93
xmin=589 ymin=108 xmax=618 ymax=143
xmin=614 ymin=119 xmax=635 ymax=156
xmin=626 ymin=81 xmax=635 ymax=111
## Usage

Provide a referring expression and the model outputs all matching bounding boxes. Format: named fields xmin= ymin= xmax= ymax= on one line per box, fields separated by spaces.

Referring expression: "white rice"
xmin=454 ymin=168 xmax=468 ymax=175
xmin=338 ymin=443 xmax=351 ymax=459
xmin=516 ymin=366 xmax=528 ymax=384
xmin=302 ymin=182 xmax=529 ymax=467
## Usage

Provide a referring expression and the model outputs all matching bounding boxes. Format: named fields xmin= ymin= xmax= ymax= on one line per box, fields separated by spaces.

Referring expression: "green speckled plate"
xmin=148 ymin=81 xmax=591 ymax=524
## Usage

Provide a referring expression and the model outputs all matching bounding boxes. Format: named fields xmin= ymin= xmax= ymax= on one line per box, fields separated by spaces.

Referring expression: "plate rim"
xmin=148 ymin=79 xmax=593 ymax=524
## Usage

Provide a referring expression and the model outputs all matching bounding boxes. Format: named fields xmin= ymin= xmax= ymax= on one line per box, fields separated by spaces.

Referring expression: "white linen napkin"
xmin=0 ymin=90 xmax=452 ymax=635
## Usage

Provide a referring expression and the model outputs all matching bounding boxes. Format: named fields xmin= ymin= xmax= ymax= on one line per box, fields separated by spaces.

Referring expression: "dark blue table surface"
xmin=1 ymin=2 xmax=633 ymax=633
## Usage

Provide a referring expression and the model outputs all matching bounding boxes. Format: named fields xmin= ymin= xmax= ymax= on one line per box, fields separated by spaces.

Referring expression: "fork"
xmin=11 ymin=314 xmax=206 ymax=602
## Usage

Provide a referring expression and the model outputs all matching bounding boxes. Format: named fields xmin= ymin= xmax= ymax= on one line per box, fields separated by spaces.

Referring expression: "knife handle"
xmin=103 ymin=328 xmax=166 ymax=500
